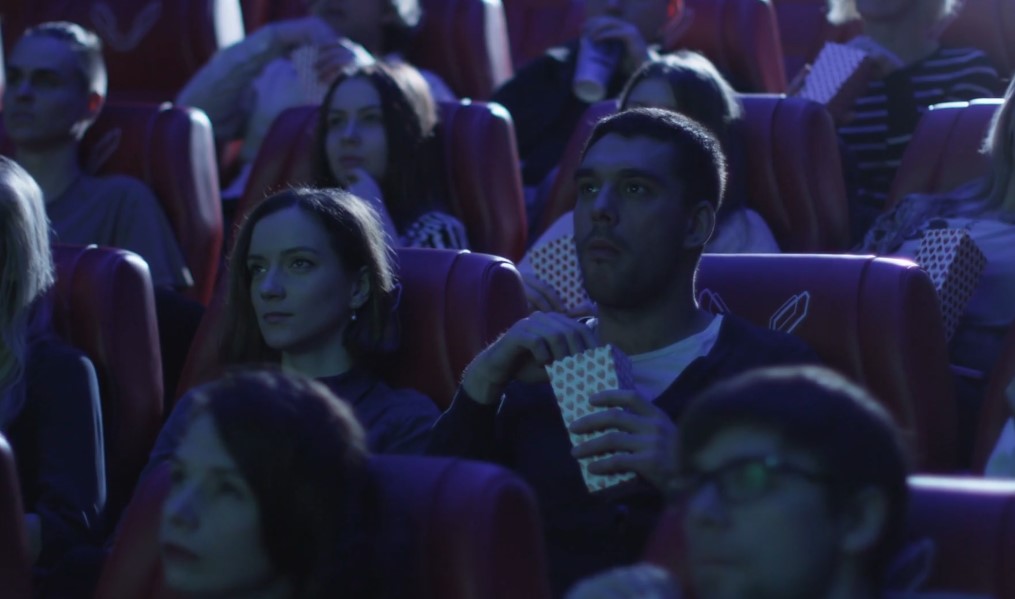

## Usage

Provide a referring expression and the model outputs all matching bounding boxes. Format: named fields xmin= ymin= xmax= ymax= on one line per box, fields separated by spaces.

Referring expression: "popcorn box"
xmin=913 ymin=228 xmax=987 ymax=342
xmin=291 ymin=45 xmax=330 ymax=105
xmin=527 ymin=235 xmax=590 ymax=312
xmin=546 ymin=345 xmax=636 ymax=492
xmin=795 ymin=42 xmax=877 ymax=121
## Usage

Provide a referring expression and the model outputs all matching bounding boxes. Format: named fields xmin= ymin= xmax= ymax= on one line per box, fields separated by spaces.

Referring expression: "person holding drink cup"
xmin=492 ymin=0 xmax=690 ymax=189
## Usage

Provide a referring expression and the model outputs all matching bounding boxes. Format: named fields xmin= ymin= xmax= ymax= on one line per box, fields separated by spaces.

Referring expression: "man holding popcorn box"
xmin=429 ymin=109 xmax=818 ymax=596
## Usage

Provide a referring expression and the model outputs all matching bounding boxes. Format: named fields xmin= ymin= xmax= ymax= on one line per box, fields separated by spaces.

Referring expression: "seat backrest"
xmin=96 ymin=456 xmax=552 ymax=599
xmin=237 ymin=101 xmax=526 ymax=261
xmin=176 ymin=249 xmax=527 ymax=410
xmin=407 ymin=0 xmax=514 ymax=99
xmin=370 ymin=455 xmax=552 ymax=599
xmin=0 ymin=434 xmax=31 ymax=599
xmin=887 ymin=99 xmax=1001 ymax=210
xmin=0 ymin=0 xmax=244 ymax=103
xmin=940 ymin=0 xmax=1015 ymax=78
xmin=668 ymin=0 xmax=787 ymax=93
xmin=81 ymin=102 xmax=223 ymax=304
xmin=536 ymin=95 xmax=850 ymax=252
xmin=502 ymin=0 xmax=585 ymax=69
xmin=0 ymin=102 xmax=224 ymax=305
xmin=972 ymin=321 xmax=1015 ymax=473
xmin=770 ymin=0 xmax=863 ymax=83
xmin=696 ymin=253 xmax=957 ymax=471
xmin=644 ymin=476 xmax=1015 ymax=599
xmin=51 ymin=244 xmax=163 ymax=523
xmin=904 ymin=476 xmax=1015 ymax=598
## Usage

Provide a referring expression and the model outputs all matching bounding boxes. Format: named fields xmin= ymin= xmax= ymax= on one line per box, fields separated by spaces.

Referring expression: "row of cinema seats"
xmin=4 ymin=430 xmax=1015 ymax=598
xmin=0 ymin=94 xmax=1000 ymax=488
xmin=0 ymin=0 xmax=1011 ymax=109
xmin=5 ymin=244 xmax=1015 ymax=597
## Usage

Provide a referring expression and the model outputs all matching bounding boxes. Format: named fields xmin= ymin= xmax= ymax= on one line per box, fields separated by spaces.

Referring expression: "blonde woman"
xmin=0 ymin=156 xmax=105 ymax=575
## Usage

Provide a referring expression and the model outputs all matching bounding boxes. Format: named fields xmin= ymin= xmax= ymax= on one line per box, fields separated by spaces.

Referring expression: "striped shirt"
xmin=838 ymin=46 xmax=1001 ymax=210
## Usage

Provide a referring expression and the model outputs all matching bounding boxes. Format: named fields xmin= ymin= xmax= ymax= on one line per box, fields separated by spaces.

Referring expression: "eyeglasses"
xmin=671 ymin=455 xmax=825 ymax=505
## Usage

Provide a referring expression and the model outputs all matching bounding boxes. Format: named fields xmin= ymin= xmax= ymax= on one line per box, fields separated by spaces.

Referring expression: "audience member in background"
xmin=565 ymin=365 xmax=910 ymax=599
xmin=0 ymin=156 xmax=105 ymax=578
xmin=859 ymin=77 xmax=1015 ymax=452
xmin=179 ymin=0 xmax=453 ymax=198
xmin=519 ymin=51 xmax=779 ymax=314
xmin=146 ymin=188 xmax=437 ymax=479
xmin=428 ymin=109 xmax=817 ymax=596
xmin=161 ymin=369 xmax=377 ymax=598
xmin=494 ymin=0 xmax=685 ymax=189
xmin=313 ymin=62 xmax=468 ymax=249
xmin=3 ymin=21 xmax=190 ymax=289
xmin=825 ymin=0 xmax=1002 ymax=241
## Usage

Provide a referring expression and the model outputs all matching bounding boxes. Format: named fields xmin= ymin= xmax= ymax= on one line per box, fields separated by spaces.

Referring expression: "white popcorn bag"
xmin=291 ymin=44 xmax=330 ymax=105
xmin=795 ymin=42 xmax=877 ymax=120
xmin=546 ymin=345 xmax=637 ymax=492
xmin=527 ymin=235 xmax=591 ymax=312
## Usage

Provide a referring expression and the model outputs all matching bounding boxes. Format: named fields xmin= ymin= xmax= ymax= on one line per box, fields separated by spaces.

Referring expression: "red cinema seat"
xmin=96 ymin=456 xmax=551 ymax=599
xmin=696 ymin=253 xmax=956 ymax=471
xmin=644 ymin=476 xmax=1015 ymax=599
xmin=177 ymin=249 xmax=527 ymax=410
xmin=941 ymin=0 xmax=1015 ymax=79
xmin=81 ymin=102 xmax=223 ymax=305
xmin=888 ymin=99 xmax=1002 ymax=210
xmin=0 ymin=102 xmax=224 ymax=305
xmin=972 ymin=321 xmax=1015 ymax=473
xmin=770 ymin=0 xmax=863 ymax=83
xmin=0 ymin=0 xmax=245 ymax=103
xmin=536 ymin=95 xmax=850 ymax=252
xmin=51 ymin=244 xmax=163 ymax=523
xmin=237 ymin=101 xmax=526 ymax=262
xmin=0 ymin=434 xmax=31 ymax=599
xmin=502 ymin=0 xmax=585 ymax=69
xmin=408 ymin=0 xmax=514 ymax=99
xmin=667 ymin=0 xmax=787 ymax=93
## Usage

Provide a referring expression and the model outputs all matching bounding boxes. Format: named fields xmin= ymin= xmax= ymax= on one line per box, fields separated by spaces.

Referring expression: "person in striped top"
xmin=826 ymin=0 xmax=1003 ymax=242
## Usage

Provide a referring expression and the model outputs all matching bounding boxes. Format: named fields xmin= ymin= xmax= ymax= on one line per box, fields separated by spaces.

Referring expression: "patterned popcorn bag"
xmin=527 ymin=235 xmax=591 ymax=312
xmin=546 ymin=345 xmax=636 ymax=492
xmin=795 ymin=42 xmax=877 ymax=121
xmin=291 ymin=45 xmax=330 ymax=105
xmin=913 ymin=228 xmax=987 ymax=341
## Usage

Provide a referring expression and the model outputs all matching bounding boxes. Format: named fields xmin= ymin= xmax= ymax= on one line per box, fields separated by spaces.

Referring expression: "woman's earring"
xmin=350 ymin=310 xmax=358 ymax=322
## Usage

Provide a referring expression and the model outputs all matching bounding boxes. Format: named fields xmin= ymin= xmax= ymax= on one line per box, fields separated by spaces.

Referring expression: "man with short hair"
xmin=566 ymin=364 xmax=910 ymax=599
xmin=4 ymin=21 xmax=189 ymax=288
xmin=429 ymin=108 xmax=818 ymax=596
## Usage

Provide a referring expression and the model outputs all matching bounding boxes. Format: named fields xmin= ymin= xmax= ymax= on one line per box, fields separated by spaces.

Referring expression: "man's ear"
xmin=838 ymin=487 xmax=889 ymax=556
xmin=682 ymin=199 xmax=716 ymax=250
xmin=350 ymin=266 xmax=372 ymax=310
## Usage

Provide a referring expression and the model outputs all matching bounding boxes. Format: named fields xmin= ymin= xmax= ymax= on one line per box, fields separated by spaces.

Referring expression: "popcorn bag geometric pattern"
xmin=796 ymin=42 xmax=877 ymax=120
xmin=291 ymin=44 xmax=330 ymax=105
xmin=912 ymin=228 xmax=987 ymax=342
xmin=546 ymin=345 xmax=636 ymax=493
xmin=527 ymin=235 xmax=591 ymax=312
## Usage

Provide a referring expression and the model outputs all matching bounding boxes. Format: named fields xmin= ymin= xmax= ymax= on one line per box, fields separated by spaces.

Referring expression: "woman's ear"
xmin=350 ymin=266 xmax=371 ymax=310
xmin=682 ymin=199 xmax=716 ymax=250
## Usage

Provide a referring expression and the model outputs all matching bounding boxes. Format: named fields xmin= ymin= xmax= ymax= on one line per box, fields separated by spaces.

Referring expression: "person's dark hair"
xmin=314 ymin=61 xmax=445 ymax=233
xmin=619 ymin=50 xmax=747 ymax=216
xmin=582 ymin=107 xmax=727 ymax=213
xmin=185 ymin=368 xmax=375 ymax=598
xmin=20 ymin=21 xmax=107 ymax=98
xmin=220 ymin=187 xmax=398 ymax=367
xmin=679 ymin=365 xmax=911 ymax=585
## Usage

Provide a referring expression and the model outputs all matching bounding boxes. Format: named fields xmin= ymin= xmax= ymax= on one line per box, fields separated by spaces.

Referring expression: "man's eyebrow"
xmin=573 ymin=167 xmax=595 ymax=180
